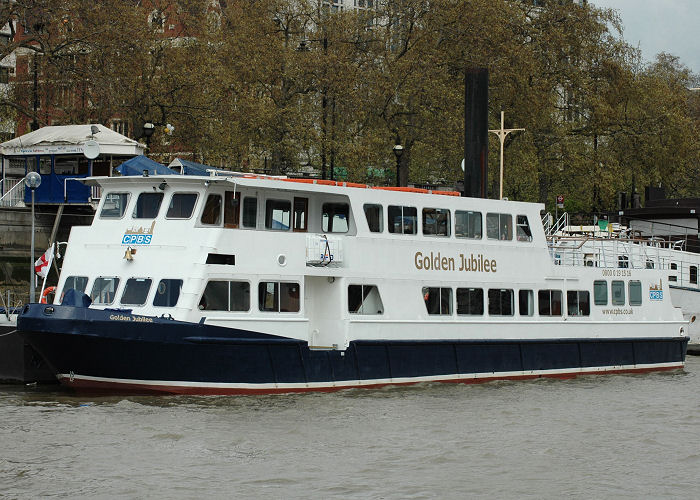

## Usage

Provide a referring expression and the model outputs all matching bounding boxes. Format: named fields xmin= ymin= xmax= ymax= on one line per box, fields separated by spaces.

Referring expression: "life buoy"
xmin=40 ymin=286 xmax=56 ymax=304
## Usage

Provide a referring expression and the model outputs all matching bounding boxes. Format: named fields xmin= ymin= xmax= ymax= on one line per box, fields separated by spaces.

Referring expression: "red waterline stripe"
xmin=58 ymin=364 xmax=685 ymax=396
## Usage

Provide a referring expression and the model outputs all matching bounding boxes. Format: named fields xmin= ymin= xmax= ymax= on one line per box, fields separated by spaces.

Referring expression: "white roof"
xmin=0 ymin=124 xmax=145 ymax=156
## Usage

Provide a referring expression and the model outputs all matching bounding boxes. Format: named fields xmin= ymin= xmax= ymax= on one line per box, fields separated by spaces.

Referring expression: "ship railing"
xmin=0 ymin=289 xmax=25 ymax=320
xmin=542 ymin=212 xmax=569 ymax=236
xmin=0 ymin=176 xmax=26 ymax=208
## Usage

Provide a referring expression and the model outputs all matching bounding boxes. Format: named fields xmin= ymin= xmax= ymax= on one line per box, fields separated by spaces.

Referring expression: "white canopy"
xmin=0 ymin=124 xmax=145 ymax=156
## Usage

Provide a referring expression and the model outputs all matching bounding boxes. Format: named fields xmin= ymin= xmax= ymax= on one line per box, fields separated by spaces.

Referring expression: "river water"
xmin=2 ymin=357 xmax=700 ymax=499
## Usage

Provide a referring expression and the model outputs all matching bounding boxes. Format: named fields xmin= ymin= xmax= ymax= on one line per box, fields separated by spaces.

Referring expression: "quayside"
xmin=17 ymin=173 xmax=689 ymax=394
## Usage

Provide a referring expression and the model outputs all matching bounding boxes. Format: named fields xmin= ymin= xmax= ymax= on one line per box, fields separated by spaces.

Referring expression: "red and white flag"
xmin=34 ymin=245 xmax=54 ymax=278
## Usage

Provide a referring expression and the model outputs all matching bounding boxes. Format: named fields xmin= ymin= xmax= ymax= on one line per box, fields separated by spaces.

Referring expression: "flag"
xmin=34 ymin=245 xmax=54 ymax=278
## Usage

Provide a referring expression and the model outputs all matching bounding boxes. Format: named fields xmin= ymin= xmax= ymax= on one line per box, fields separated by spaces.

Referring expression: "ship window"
xmin=611 ymin=280 xmax=625 ymax=305
xmin=691 ymin=266 xmax=698 ymax=285
xmin=486 ymin=213 xmax=512 ymax=240
xmin=322 ymin=203 xmax=349 ymax=233
xmin=456 ymin=287 xmax=483 ymax=315
xmin=364 ymin=204 xmax=383 ymax=232
xmin=593 ymin=280 xmax=608 ymax=305
xmin=388 ymin=205 xmax=417 ymax=234
xmin=519 ymin=289 xmax=534 ymax=316
xmin=422 ymin=208 xmax=450 ymax=236
xmin=200 ymin=194 xmax=222 ymax=225
xmin=100 ymin=192 xmax=129 ymax=218
xmin=488 ymin=289 xmax=513 ymax=316
xmin=166 ymin=193 xmax=197 ymax=219
xmin=60 ymin=275 xmax=88 ymax=302
xmin=646 ymin=260 xmax=655 ymax=269
xmin=516 ymin=215 xmax=532 ymax=242
xmin=538 ymin=289 xmax=562 ymax=316
xmin=423 ymin=287 xmax=452 ymax=315
xmin=618 ymin=255 xmax=629 ymax=269
xmin=121 ymin=278 xmax=152 ymax=306
xmin=567 ymin=290 xmax=590 ymax=316
xmin=153 ymin=279 xmax=183 ymax=307
xmin=629 ymin=281 xmax=642 ymax=306
xmin=258 ymin=281 xmax=300 ymax=312
xmin=242 ymin=197 xmax=257 ymax=228
xmin=265 ymin=199 xmax=291 ymax=230
xmin=224 ymin=191 xmax=241 ymax=228
xmin=199 ymin=280 xmax=250 ymax=311
xmin=90 ymin=277 xmax=120 ymax=305
xmin=455 ymin=210 xmax=482 ymax=239
xmin=133 ymin=192 xmax=164 ymax=218
xmin=348 ymin=285 xmax=383 ymax=314
xmin=670 ymin=263 xmax=677 ymax=270
xmin=294 ymin=197 xmax=308 ymax=232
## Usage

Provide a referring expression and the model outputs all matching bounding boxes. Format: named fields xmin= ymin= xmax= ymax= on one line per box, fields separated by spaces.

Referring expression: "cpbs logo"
xmin=122 ymin=221 xmax=155 ymax=245
xmin=122 ymin=234 xmax=152 ymax=245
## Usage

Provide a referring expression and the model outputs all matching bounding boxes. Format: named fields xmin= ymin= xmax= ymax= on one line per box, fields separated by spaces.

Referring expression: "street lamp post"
xmin=489 ymin=111 xmax=524 ymax=200
xmin=143 ymin=122 xmax=155 ymax=150
xmin=25 ymin=172 xmax=41 ymax=302
xmin=393 ymin=144 xmax=404 ymax=187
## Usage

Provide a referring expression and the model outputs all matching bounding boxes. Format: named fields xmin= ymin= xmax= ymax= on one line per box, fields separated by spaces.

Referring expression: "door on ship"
xmin=304 ymin=276 xmax=345 ymax=349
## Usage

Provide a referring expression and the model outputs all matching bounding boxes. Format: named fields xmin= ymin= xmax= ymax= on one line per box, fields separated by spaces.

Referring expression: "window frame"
xmin=422 ymin=207 xmax=451 ymax=237
xmin=422 ymin=286 xmax=453 ymax=315
xmin=132 ymin=192 xmax=165 ymax=219
xmin=486 ymin=213 xmax=513 ymax=241
xmin=456 ymin=287 xmax=484 ymax=316
xmin=611 ymin=280 xmax=625 ymax=306
xmin=99 ymin=192 xmax=130 ymax=219
xmin=120 ymin=277 xmax=153 ymax=306
xmin=166 ymin=192 xmax=198 ymax=220
xmin=488 ymin=288 xmax=514 ymax=316
xmin=265 ymin=199 xmax=292 ymax=231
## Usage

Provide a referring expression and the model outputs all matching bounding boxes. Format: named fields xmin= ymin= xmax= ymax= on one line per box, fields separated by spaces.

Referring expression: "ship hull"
xmin=18 ymin=304 xmax=689 ymax=395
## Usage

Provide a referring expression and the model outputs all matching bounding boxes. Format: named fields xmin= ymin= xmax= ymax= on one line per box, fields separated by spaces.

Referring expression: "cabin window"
xmin=423 ymin=287 xmax=452 ymax=315
xmin=519 ymin=290 xmax=534 ymax=316
xmin=100 ymin=192 xmax=129 ymax=218
xmin=258 ymin=282 xmax=300 ymax=312
xmin=242 ymin=197 xmax=257 ymax=228
xmin=611 ymin=280 xmax=625 ymax=305
xmin=294 ymin=197 xmax=308 ymax=232
xmin=456 ymin=287 xmax=483 ymax=315
xmin=486 ymin=213 xmax=512 ymax=240
xmin=567 ymin=290 xmax=590 ymax=316
xmin=618 ymin=256 xmax=629 ymax=269
xmin=132 ymin=192 xmax=164 ymax=218
xmin=538 ymin=289 xmax=562 ymax=316
xmin=200 ymin=194 xmax=222 ymax=225
xmin=422 ymin=208 xmax=450 ymax=236
xmin=55 ymin=156 xmax=88 ymax=175
xmin=364 ymin=204 xmax=383 ymax=232
xmin=121 ymin=278 xmax=152 ymax=306
xmin=224 ymin=191 xmax=241 ymax=228
xmin=516 ymin=215 xmax=532 ymax=242
xmin=90 ymin=277 xmax=120 ymax=305
xmin=166 ymin=193 xmax=197 ymax=219
xmin=322 ymin=203 xmax=349 ymax=233
xmin=645 ymin=260 xmax=655 ymax=269
xmin=455 ymin=210 xmax=482 ymax=239
xmin=593 ymin=280 xmax=608 ymax=305
xmin=629 ymin=281 xmax=642 ymax=306
xmin=348 ymin=285 xmax=384 ymax=314
xmin=388 ymin=205 xmax=417 ymax=235
xmin=153 ymin=279 xmax=183 ymax=307
xmin=265 ymin=199 xmax=291 ymax=230
xmin=691 ymin=266 xmax=698 ymax=285
xmin=60 ymin=276 xmax=88 ymax=301
xmin=39 ymin=156 xmax=51 ymax=174
xmin=670 ymin=263 xmax=677 ymax=270
xmin=199 ymin=280 xmax=250 ymax=311
xmin=488 ymin=289 xmax=514 ymax=316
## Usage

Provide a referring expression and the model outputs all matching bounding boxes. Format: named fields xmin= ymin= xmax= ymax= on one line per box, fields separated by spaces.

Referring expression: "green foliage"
xmin=1 ymin=0 xmax=698 ymax=211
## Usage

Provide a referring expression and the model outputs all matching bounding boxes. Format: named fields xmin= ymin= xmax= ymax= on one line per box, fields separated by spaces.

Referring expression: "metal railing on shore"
xmin=0 ymin=177 xmax=26 ymax=208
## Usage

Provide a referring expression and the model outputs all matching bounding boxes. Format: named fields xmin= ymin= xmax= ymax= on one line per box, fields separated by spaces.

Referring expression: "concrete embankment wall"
xmin=0 ymin=206 xmax=94 ymax=303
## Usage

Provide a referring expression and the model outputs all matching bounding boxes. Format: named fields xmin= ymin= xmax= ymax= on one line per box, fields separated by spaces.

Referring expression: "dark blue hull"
xmin=18 ymin=304 xmax=689 ymax=394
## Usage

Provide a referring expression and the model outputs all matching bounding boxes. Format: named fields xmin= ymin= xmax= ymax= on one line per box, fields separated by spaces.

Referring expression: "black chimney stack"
xmin=464 ymin=68 xmax=489 ymax=198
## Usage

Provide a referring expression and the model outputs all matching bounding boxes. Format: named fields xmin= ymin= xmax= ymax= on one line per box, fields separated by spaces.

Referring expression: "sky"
xmin=591 ymin=0 xmax=700 ymax=76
